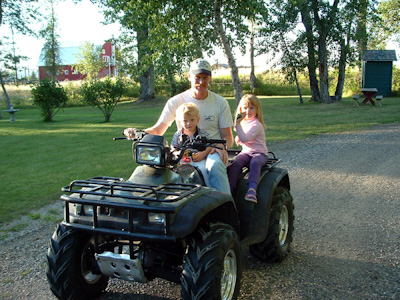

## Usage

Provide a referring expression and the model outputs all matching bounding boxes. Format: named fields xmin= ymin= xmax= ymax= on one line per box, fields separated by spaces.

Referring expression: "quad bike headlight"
xmin=134 ymin=135 xmax=169 ymax=166
xmin=148 ymin=213 xmax=166 ymax=225
xmin=136 ymin=146 xmax=162 ymax=165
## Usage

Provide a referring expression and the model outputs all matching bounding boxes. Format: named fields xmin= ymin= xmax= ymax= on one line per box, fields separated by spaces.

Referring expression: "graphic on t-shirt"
xmin=204 ymin=115 xmax=215 ymax=122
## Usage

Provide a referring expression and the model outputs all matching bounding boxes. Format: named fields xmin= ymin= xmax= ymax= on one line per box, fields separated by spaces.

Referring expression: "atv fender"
xmin=170 ymin=189 xmax=239 ymax=238
xmin=235 ymin=167 xmax=290 ymax=245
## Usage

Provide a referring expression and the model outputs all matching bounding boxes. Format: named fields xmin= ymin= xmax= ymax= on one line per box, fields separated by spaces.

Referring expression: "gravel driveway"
xmin=1 ymin=122 xmax=399 ymax=300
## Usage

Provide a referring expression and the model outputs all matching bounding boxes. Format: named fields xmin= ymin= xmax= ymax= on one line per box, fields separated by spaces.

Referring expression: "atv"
xmin=46 ymin=129 xmax=294 ymax=300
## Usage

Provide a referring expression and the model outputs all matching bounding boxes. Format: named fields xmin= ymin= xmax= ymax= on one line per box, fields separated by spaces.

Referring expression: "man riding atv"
xmin=123 ymin=58 xmax=233 ymax=194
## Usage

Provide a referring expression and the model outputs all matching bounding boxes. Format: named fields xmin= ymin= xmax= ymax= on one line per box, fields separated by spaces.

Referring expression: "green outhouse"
xmin=362 ymin=50 xmax=397 ymax=96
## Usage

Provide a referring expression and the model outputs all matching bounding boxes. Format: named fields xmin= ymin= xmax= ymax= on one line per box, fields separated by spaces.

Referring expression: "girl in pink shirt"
xmin=227 ymin=94 xmax=268 ymax=203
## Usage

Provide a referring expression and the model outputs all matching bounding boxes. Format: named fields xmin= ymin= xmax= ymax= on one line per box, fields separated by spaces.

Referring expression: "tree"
xmin=81 ymin=77 xmax=127 ymax=122
xmin=98 ymin=0 xmax=267 ymax=105
xmin=258 ymin=0 xmax=307 ymax=103
xmin=372 ymin=0 xmax=400 ymax=47
xmin=262 ymin=0 xmax=378 ymax=103
xmin=1 ymin=0 xmax=41 ymax=109
xmin=31 ymin=79 xmax=68 ymax=122
xmin=39 ymin=0 xmax=62 ymax=82
xmin=0 ymin=0 xmax=40 ymax=34
xmin=75 ymin=41 xmax=107 ymax=82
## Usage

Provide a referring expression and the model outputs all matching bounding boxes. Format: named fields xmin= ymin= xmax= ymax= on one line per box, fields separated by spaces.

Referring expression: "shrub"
xmin=81 ymin=77 xmax=127 ymax=122
xmin=31 ymin=79 xmax=68 ymax=122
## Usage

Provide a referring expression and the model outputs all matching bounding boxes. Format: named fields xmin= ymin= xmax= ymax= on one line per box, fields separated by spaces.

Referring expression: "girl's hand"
xmin=236 ymin=113 xmax=245 ymax=123
xmin=235 ymin=135 xmax=241 ymax=145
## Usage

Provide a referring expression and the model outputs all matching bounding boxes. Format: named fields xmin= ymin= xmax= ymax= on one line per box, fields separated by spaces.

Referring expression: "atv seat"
xmin=227 ymin=150 xmax=279 ymax=168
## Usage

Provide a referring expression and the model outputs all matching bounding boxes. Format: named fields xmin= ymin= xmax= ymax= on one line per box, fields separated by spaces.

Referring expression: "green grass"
xmin=1 ymin=96 xmax=399 ymax=224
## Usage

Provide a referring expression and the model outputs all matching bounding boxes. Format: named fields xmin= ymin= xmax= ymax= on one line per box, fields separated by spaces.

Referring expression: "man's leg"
xmin=191 ymin=160 xmax=210 ymax=187
xmin=205 ymin=152 xmax=231 ymax=194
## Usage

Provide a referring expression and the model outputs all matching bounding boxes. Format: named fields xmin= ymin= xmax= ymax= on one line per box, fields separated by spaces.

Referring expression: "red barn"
xmin=38 ymin=42 xmax=116 ymax=81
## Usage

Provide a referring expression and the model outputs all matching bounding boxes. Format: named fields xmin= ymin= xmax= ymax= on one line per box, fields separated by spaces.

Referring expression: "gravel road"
xmin=1 ymin=122 xmax=399 ymax=300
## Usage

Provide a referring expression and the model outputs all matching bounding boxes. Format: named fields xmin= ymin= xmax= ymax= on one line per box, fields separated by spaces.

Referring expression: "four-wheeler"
xmin=46 ymin=129 xmax=294 ymax=300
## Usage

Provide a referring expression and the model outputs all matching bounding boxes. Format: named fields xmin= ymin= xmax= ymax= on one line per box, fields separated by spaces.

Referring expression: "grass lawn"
xmin=1 ymin=96 xmax=399 ymax=225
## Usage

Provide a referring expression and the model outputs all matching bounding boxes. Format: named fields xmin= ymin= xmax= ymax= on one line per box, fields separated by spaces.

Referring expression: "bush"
xmin=81 ymin=77 xmax=127 ymax=122
xmin=31 ymin=79 xmax=68 ymax=122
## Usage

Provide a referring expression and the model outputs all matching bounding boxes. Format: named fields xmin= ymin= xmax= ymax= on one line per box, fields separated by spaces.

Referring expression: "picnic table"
xmin=361 ymin=88 xmax=378 ymax=105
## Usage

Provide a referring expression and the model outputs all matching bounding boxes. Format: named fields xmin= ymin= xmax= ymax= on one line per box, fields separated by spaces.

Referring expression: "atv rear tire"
xmin=249 ymin=186 xmax=294 ymax=262
xmin=46 ymin=224 xmax=109 ymax=300
xmin=181 ymin=222 xmax=242 ymax=300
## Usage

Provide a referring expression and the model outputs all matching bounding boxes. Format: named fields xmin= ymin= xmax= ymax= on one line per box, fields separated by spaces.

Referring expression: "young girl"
xmin=227 ymin=94 xmax=268 ymax=203
xmin=171 ymin=102 xmax=212 ymax=186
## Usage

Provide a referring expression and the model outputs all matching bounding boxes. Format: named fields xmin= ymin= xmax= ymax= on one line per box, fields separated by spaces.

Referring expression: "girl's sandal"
xmin=245 ymin=188 xmax=257 ymax=203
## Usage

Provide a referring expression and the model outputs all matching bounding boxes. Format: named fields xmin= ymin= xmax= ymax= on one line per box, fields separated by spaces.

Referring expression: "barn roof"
xmin=38 ymin=45 xmax=100 ymax=66
xmin=362 ymin=50 xmax=397 ymax=62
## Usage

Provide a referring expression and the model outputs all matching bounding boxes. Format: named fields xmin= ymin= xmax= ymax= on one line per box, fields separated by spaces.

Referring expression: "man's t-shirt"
xmin=157 ymin=89 xmax=233 ymax=139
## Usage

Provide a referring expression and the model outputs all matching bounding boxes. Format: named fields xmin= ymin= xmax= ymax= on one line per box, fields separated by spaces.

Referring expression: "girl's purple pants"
xmin=227 ymin=152 xmax=268 ymax=193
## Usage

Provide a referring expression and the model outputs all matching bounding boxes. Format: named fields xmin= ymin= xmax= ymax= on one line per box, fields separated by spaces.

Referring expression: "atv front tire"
xmin=181 ymin=222 xmax=242 ymax=300
xmin=46 ymin=224 xmax=109 ymax=300
xmin=249 ymin=186 xmax=294 ymax=262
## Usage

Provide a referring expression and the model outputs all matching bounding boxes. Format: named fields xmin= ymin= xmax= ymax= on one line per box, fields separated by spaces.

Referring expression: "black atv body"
xmin=46 ymin=132 xmax=294 ymax=300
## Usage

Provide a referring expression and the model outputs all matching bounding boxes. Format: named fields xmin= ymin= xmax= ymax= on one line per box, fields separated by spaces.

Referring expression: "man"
xmin=124 ymin=58 xmax=233 ymax=194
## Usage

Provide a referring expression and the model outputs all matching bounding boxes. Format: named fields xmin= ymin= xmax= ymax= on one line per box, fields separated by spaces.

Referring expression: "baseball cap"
xmin=189 ymin=59 xmax=212 ymax=76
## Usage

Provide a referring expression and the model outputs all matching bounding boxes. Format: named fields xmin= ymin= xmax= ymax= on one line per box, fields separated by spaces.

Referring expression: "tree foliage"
xmin=31 ymin=79 xmax=68 ymax=121
xmin=81 ymin=77 xmax=127 ymax=122
xmin=96 ymin=0 xmax=268 ymax=105
xmin=75 ymin=41 xmax=107 ymax=82
xmin=0 ymin=0 xmax=41 ymax=34
xmin=375 ymin=0 xmax=400 ymax=46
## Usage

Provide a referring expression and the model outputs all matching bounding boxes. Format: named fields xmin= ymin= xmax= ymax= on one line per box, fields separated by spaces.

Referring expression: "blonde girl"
xmin=227 ymin=94 xmax=268 ymax=203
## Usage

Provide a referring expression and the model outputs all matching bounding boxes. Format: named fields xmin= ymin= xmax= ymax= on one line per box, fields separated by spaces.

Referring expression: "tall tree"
xmin=206 ymin=0 xmax=268 ymax=105
xmin=0 ymin=0 xmax=40 ymax=110
xmin=39 ymin=0 xmax=61 ymax=82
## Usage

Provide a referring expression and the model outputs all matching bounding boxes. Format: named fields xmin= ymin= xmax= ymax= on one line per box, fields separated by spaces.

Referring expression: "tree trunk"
xmin=293 ymin=68 xmax=303 ymax=104
xmin=0 ymin=71 xmax=12 ymax=110
xmin=167 ymin=68 xmax=177 ymax=96
xmin=317 ymin=34 xmax=330 ymax=103
xmin=299 ymin=2 xmax=320 ymax=102
xmin=214 ymin=0 xmax=243 ymax=106
xmin=139 ymin=64 xmax=155 ymax=101
xmin=137 ymin=26 xmax=155 ymax=101
xmin=335 ymin=37 xmax=349 ymax=101
xmin=356 ymin=0 xmax=368 ymax=63
xmin=250 ymin=19 xmax=256 ymax=92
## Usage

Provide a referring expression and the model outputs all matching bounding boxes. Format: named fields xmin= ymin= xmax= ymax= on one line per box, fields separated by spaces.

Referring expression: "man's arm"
xmin=220 ymin=127 xmax=233 ymax=149
xmin=145 ymin=121 xmax=169 ymax=136
xmin=123 ymin=121 xmax=169 ymax=138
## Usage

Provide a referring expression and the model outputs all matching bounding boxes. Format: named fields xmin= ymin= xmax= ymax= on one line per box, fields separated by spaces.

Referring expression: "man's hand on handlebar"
xmin=122 ymin=128 xmax=147 ymax=140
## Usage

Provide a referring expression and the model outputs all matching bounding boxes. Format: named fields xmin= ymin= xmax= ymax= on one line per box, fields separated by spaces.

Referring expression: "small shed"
xmin=362 ymin=50 xmax=397 ymax=96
